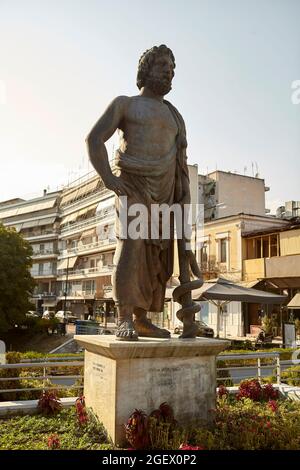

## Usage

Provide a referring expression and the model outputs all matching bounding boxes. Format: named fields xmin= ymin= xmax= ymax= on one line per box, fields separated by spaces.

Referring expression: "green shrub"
xmin=0 ymin=352 xmax=22 ymax=401
xmin=192 ymin=399 xmax=300 ymax=450
xmin=281 ymin=365 xmax=300 ymax=386
xmin=216 ymin=359 xmax=233 ymax=386
xmin=0 ymin=407 xmax=110 ymax=450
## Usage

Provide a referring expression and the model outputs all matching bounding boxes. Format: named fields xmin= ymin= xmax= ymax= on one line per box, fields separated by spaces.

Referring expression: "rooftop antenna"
xmin=255 ymin=162 xmax=259 ymax=178
xmin=244 ymin=166 xmax=247 ymax=175
xmin=251 ymin=162 xmax=254 ymax=177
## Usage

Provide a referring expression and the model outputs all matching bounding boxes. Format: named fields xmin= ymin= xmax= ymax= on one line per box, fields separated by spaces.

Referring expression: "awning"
xmin=192 ymin=277 xmax=287 ymax=304
xmin=7 ymin=223 xmax=23 ymax=232
xmin=264 ymin=277 xmax=300 ymax=289
xmin=19 ymin=216 xmax=56 ymax=229
xmin=57 ymin=295 xmax=84 ymax=301
xmin=0 ymin=198 xmax=57 ymax=219
xmin=80 ymin=228 xmax=96 ymax=239
xmin=60 ymin=189 xmax=78 ymax=207
xmin=42 ymin=300 xmax=57 ymax=307
xmin=38 ymin=216 xmax=56 ymax=226
xmin=61 ymin=211 xmax=79 ymax=225
xmin=236 ymin=280 xmax=261 ymax=289
xmin=76 ymin=179 xmax=99 ymax=199
xmin=287 ymin=293 xmax=300 ymax=309
xmin=57 ymin=256 xmax=78 ymax=270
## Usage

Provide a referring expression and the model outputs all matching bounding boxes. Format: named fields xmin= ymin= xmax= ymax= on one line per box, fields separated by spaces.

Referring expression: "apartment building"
xmin=198 ymin=170 xmax=269 ymax=221
xmin=0 ymin=191 xmax=61 ymax=313
xmin=56 ymin=173 xmax=116 ymax=319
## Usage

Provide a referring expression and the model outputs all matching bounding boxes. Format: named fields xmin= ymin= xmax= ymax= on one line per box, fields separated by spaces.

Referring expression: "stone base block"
xmin=75 ymin=335 xmax=229 ymax=446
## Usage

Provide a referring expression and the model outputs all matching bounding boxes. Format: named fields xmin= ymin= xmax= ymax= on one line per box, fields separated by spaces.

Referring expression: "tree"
xmin=0 ymin=224 xmax=35 ymax=332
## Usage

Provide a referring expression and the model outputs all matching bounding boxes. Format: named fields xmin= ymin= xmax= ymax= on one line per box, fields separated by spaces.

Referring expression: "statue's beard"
xmin=145 ymin=76 xmax=172 ymax=96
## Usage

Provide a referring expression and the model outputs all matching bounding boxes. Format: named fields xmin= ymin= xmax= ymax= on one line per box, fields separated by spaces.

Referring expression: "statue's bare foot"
xmin=179 ymin=322 xmax=198 ymax=339
xmin=115 ymin=320 xmax=138 ymax=341
xmin=134 ymin=318 xmax=170 ymax=338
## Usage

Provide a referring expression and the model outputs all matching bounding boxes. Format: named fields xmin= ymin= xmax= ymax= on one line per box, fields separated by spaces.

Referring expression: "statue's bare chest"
xmin=126 ymin=98 xmax=178 ymax=135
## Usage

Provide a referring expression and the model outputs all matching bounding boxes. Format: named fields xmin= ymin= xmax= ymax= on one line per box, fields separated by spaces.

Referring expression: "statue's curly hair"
xmin=136 ymin=45 xmax=175 ymax=90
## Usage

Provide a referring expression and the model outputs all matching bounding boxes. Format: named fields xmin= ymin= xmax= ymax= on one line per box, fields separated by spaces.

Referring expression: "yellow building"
xmin=188 ymin=214 xmax=288 ymax=337
xmin=243 ymin=223 xmax=300 ymax=333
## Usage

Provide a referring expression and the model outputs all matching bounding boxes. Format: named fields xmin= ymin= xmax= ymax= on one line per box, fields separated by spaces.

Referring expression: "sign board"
xmin=283 ymin=323 xmax=296 ymax=348
xmin=0 ymin=340 xmax=6 ymax=364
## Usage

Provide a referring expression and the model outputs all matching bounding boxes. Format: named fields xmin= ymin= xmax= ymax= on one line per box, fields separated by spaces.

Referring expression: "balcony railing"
xmin=32 ymin=250 xmax=59 ymax=257
xmin=60 ymin=238 xmax=116 ymax=256
xmin=57 ymin=265 xmax=114 ymax=277
xmin=58 ymin=290 xmax=96 ymax=298
xmin=30 ymin=269 xmax=57 ymax=277
xmin=60 ymin=213 xmax=114 ymax=234
xmin=32 ymin=292 xmax=57 ymax=298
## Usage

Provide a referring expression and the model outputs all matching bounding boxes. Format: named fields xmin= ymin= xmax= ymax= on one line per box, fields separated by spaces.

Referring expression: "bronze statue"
xmin=87 ymin=45 xmax=202 ymax=341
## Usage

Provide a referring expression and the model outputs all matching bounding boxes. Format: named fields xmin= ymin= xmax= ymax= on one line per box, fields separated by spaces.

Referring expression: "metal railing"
xmin=60 ymin=238 xmax=116 ymax=257
xmin=60 ymin=211 xmax=114 ymax=234
xmin=57 ymin=265 xmax=114 ymax=278
xmin=1 ymin=352 xmax=298 ymax=399
xmin=0 ymin=359 xmax=84 ymax=396
xmin=217 ymin=352 xmax=281 ymax=386
xmin=30 ymin=269 xmax=57 ymax=277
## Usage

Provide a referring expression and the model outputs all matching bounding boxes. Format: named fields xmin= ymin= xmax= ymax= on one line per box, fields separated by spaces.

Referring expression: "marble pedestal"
xmin=74 ymin=335 xmax=229 ymax=446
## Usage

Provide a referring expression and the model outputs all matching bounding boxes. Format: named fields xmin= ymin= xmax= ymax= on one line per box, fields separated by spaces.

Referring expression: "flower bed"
xmin=0 ymin=407 xmax=111 ymax=450
xmin=1 ymin=385 xmax=300 ymax=450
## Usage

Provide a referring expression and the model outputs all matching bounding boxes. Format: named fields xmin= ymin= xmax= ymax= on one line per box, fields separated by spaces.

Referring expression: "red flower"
xmin=268 ymin=400 xmax=278 ymax=413
xmin=263 ymin=383 xmax=279 ymax=401
xmin=218 ymin=385 xmax=229 ymax=398
xmin=75 ymin=395 xmax=88 ymax=425
xmin=179 ymin=443 xmax=204 ymax=450
xmin=47 ymin=434 xmax=60 ymax=450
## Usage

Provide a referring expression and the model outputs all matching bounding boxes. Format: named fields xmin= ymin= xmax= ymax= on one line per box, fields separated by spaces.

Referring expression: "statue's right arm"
xmin=86 ymin=96 xmax=129 ymax=195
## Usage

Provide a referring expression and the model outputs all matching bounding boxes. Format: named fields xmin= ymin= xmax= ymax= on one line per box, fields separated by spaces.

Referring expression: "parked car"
xmin=55 ymin=311 xmax=77 ymax=323
xmin=26 ymin=311 xmax=39 ymax=318
xmin=42 ymin=310 xmax=55 ymax=319
xmin=99 ymin=328 xmax=113 ymax=335
xmin=174 ymin=320 xmax=214 ymax=338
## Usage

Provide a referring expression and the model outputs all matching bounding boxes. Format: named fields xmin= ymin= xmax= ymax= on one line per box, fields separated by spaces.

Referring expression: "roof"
xmin=192 ymin=277 xmax=287 ymax=304
xmin=243 ymin=222 xmax=300 ymax=238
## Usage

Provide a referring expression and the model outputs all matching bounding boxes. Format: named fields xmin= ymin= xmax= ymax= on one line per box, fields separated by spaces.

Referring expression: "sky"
xmin=0 ymin=0 xmax=299 ymax=213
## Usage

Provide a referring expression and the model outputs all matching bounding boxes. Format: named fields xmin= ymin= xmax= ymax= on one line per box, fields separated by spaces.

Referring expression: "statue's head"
xmin=137 ymin=45 xmax=176 ymax=96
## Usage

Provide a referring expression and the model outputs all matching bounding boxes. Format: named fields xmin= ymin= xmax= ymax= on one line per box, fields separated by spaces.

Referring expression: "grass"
xmin=0 ymin=408 xmax=112 ymax=450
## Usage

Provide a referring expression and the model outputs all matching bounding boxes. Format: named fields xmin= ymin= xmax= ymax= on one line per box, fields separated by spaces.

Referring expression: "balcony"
xmin=59 ymin=238 xmax=116 ymax=257
xmin=243 ymin=258 xmax=265 ymax=282
xmin=58 ymin=290 xmax=96 ymax=300
xmin=57 ymin=265 xmax=114 ymax=280
xmin=32 ymin=250 xmax=59 ymax=259
xmin=265 ymin=254 xmax=300 ymax=279
xmin=32 ymin=292 xmax=57 ymax=298
xmin=60 ymin=213 xmax=114 ymax=236
xmin=30 ymin=269 xmax=57 ymax=278
xmin=24 ymin=230 xmax=59 ymax=242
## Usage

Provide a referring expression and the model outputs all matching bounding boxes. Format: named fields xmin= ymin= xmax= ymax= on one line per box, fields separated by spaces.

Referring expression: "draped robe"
xmin=111 ymin=101 xmax=189 ymax=312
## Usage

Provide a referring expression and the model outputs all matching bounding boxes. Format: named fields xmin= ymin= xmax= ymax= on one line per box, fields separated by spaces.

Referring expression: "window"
xmin=255 ymin=238 xmax=262 ymax=258
xmin=200 ymin=242 xmax=208 ymax=265
xmin=270 ymin=234 xmax=278 ymax=257
xmin=220 ymin=239 xmax=227 ymax=263
xmin=262 ymin=236 xmax=269 ymax=258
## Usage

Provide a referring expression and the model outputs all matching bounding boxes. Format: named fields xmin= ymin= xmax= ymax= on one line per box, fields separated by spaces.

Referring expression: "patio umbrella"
xmin=287 ymin=293 xmax=300 ymax=310
xmin=192 ymin=277 xmax=287 ymax=338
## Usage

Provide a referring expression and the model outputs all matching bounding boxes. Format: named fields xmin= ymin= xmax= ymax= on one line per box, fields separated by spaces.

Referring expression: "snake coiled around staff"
xmin=172 ymin=251 xmax=203 ymax=338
